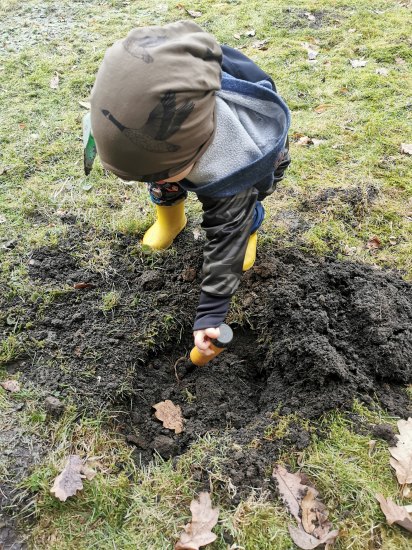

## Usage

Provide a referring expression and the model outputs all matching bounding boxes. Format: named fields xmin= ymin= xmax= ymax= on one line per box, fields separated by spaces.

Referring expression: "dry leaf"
xmin=273 ymin=466 xmax=338 ymax=548
xmin=186 ymin=9 xmax=202 ymax=18
xmin=376 ymin=68 xmax=389 ymax=76
xmin=192 ymin=228 xmax=202 ymax=241
xmin=288 ymin=525 xmax=339 ymax=549
xmin=153 ymin=400 xmax=184 ymax=434
xmin=233 ymin=33 xmax=241 ymax=40
xmin=79 ymin=100 xmax=91 ymax=109
xmin=376 ymin=494 xmax=412 ymax=533
xmin=273 ymin=465 xmax=307 ymax=521
xmin=402 ymin=486 xmax=412 ymax=498
xmin=304 ymin=12 xmax=316 ymax=21
xmin=366 ymin=236 xmax=381 ymax=249
xmin=252 ymin=39 xmax=269 ymax=50
xmin=301 ymin=488 xmax=319 ymax=534
xmin=50 ymin=455 xmax=96 ymax=502
xmin=314 ymin=104 xmax=333 ymax=114
xmin=73 ymin=282 xmax=95 ymax=289
xmin=308 ymin=51 xmax=318 ymax=61
xmin=395 ymin=57 xmax=405 ymax=65
xmin=400 ymin=144 xmax=412 ymax=155
xmin=50 ymin=73 xmax=60 ymax=89
xmin=295 ymin=136 xmax=325 ymax=147
xmin=245 ymin=29 xmax=256 ymax=37
xmin=175 ymin=492 xmax=219 ymax=549
xmin=350 ymin=59 xmax=367 ymax=68
xmin=389 ymin=418 xmax=412 ymax=485
xmin=1 ymin=380 xmax=21 ymax=393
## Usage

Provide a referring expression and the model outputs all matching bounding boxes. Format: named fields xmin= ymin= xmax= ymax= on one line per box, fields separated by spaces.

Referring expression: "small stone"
xmin=44 ymin=396 xmax=65 ymax=417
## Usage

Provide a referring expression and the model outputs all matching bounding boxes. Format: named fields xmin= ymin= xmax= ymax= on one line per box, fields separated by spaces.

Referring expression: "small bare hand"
xmin=193 ymin=327 xmax=220 ymax=356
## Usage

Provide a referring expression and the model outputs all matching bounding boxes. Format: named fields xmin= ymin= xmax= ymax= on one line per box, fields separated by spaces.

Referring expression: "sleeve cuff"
xmin=193 ymin=291 xmax=231 ymax=331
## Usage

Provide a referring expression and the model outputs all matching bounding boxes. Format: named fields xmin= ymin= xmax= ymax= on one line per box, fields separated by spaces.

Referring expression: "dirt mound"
xmin=2 ymin=223 xmax=412 ymax=491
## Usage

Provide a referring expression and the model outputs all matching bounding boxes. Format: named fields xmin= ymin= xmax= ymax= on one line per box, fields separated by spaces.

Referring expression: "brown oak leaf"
xmin=389 ymin=418 xmax=412 ymax=485
xmin=175 ymin=492 xmax=219 ymax=549
xmin=376 ymin=493 xmax=412 ymax=533
xmin=401 ymin=143 xmax=412 ymax=155
xmin=288 ymin=525 xmax=339 ymax=549
xmin=153 ymin=400 xmax=184 ymax=434
xmin=50 ymin=455 xmax=96 ymax=502
xmin=273 ymin=465 xmax=308 ymax=521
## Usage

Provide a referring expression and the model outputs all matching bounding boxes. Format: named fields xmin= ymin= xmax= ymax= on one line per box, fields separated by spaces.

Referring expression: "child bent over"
xmin=88 ymin=20 xmax=291 ymax=356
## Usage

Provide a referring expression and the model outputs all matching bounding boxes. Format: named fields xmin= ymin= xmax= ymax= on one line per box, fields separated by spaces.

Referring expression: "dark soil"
xmin=2 ymin=220 xmax=412 ymax=494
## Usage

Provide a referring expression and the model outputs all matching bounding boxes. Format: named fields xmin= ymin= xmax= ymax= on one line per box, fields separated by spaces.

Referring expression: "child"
xmin=88 ymin=20 xmax=291 ymax=356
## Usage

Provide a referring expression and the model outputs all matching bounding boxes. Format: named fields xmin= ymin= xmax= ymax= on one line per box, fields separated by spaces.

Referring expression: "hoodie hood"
xmin=182 ymin=71 xmax=290 ymax=197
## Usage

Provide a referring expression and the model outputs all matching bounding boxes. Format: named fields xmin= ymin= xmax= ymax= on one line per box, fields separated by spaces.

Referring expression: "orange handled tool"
xmin=190 ymin=323 xmax=233 ymax=366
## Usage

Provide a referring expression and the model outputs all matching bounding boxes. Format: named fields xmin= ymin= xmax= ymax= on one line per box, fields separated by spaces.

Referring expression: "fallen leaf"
xmin=186 ymin=9 xmax=202 ymax=18
xmin=252 ymin=39 xmax=269 ymax=50
xmin=366 ymin=236 xmax=381 ymax=249
xmin=301 ymin=488 xmax=320 ymax=534
xmin=348 ymin=28 xmax=356 ymax=33
xmin=304 ymin=12 xmax=316 ymax=21
xmin=1 ymin=380 xmax=21 ymax=393
xmin=175 ymin=492 xmax=219 ymax=549
xmin=350 ymin=59 xmax=367 ymax=68
xmin=245 ymin=29 xmax=256 ymax=37
xmin=50 ymin=73 xmax=60 ymax=89
xmin=153 ymin=400 xmax=184 ymax=434
xmin=395 ymin=57 xmax=405 ymax=65
xmin=400 ymin=144 xmax=412 ymax=155
xmin=192 ymin=228 xmax=202 ymax=241
xmin=273 ymin=465 xmax=307 ymax=521
xmin=288 ymin=525 xmax=339 ymax=549
xmin=73 ymin=282 xmax=95 ymax=289
xmin=50 ymin=455 xmax=96 ymax=502
xmin=376 ymin=68 xmax=389 ymax=76
xmin=389 ymin=418 xmax=412 ymax=485
xmin=295 ymin=135 xmax=325 ymax=147
xmin=79 ymin=100 xmax=91 ymax=109
xmin=308 ymin=50 xmax=318 ymax=61
xmin=0 ymin=214 xmax=6 ymax=223
xmin=376 ymin=494 xmax=412 ymax=533
xmin=403 ymin=486 xmax=412 ymax=498
xmin=314 ymin=104 xmax=333 ymax=114
xmin=233 ymin=33 xmax=241 ymax=40
xmin=274 ymin=466 xmax=338 ymax=548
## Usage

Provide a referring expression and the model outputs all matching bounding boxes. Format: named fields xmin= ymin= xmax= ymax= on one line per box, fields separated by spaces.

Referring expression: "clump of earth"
xmin=2 ymin=221 xmax=412 ymax=495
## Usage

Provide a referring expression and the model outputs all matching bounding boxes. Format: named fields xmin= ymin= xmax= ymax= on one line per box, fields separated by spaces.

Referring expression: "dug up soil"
xmin=2 ymin=220 xmax=412 ymax=497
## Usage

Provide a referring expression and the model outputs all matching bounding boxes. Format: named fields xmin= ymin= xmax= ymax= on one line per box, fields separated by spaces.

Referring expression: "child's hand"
xmin=193 ymin=327 xmax=220 ymax=356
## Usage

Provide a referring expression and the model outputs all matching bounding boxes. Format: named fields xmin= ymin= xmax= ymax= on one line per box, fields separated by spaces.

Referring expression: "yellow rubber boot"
xmin=243 ymin=231 xmax=257 ymax=271
xmin=142 ymin=201 xmax=187 ymax=250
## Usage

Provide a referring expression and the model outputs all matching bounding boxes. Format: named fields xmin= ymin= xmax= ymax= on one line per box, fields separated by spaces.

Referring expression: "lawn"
xmin=1 ymin=0 xmax=412 ymax=548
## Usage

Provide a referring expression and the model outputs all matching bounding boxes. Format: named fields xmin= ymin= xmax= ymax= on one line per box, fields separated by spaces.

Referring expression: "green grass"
xmin=1 ymin=0 xmax=412 ymax=548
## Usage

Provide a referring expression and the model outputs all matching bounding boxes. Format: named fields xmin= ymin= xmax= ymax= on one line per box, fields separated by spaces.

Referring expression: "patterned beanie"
xmin=90 ymin=20 xmax=222 ymax=182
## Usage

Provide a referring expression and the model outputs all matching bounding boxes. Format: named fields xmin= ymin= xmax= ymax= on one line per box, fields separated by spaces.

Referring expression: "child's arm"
xmin=193 ymin=187 xmax=258 ymax=335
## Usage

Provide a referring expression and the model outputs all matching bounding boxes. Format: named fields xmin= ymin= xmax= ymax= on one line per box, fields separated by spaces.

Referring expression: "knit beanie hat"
xmin=90 ymin=20 xmax=222 ymax=182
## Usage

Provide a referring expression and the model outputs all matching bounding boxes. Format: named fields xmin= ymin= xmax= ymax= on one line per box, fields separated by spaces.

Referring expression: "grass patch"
xmin=1 ymin=0 xmax=412 ymax=548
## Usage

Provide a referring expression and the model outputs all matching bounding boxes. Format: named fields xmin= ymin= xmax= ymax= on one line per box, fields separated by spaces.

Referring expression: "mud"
xmin=2 ymin=221 xmax=412 ymax=495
